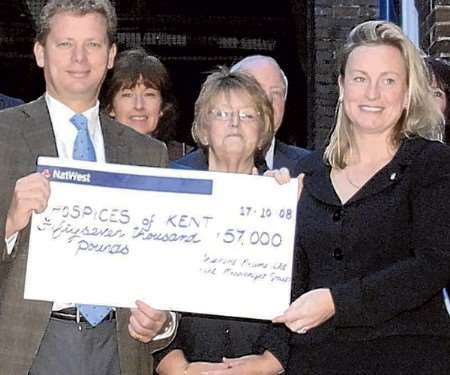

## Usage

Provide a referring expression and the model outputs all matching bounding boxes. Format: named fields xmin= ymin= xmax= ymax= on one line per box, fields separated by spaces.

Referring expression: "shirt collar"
xmin=265 ymin=137 xmax=276 ymax=169
xmin=45 ymin=93 xmax=100 ymax=133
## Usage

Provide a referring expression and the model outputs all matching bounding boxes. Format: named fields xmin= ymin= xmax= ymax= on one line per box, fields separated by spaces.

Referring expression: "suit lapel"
xmin=20 ymin=96 xmax=58 ymax=160
xmin=273 ymin=140 xmax=297 ymax=173
xmin=100 ymin=112 xmax=129 ymax=164
xmin=19 ymin=104 xmax=131 ymax=165
xmin=305 ymin=138 xmax=425 ymax=206
xmin=343 ymin=138 xmax=422 ymax=205
xmin=19 ymin=100 xmax=131 ymax=165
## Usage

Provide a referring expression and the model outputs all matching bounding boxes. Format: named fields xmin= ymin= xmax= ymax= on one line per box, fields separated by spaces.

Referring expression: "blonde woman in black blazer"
xmin=274 ymin=21 xmax=450 ymax=374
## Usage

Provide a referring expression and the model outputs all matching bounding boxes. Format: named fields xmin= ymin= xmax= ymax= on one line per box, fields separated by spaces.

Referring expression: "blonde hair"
xmin=36 ymin=0 xmax=117 ymax=46
xmin=192 ymin=67 xmax=274 ymax=159
xmin=325 ymin=20 xmax=444 ymax=169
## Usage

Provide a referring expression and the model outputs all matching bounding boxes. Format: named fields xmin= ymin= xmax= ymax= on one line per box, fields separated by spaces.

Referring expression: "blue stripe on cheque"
xmin=37 ymin=165 xmax=213 ymax=195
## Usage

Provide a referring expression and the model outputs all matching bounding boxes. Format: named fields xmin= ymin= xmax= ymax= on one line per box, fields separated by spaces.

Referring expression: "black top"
xmin=155 ymin=152 xmax=291 ymax=369
xmin=158 ymin=313 xmax=289 ymax=366
xmin=291 ymin=137 xmax=450 ymax=347
xmin=171 ymin=139 xmax=310 ymax=177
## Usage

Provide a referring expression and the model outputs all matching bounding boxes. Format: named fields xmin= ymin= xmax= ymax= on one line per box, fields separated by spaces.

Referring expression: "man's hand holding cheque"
xmin=129 ymin=300 xmax=172 ymax=343
xmin=10 ymin=172 xmax=170 ymax=344
xmin=6 ymin=172 xmax=50 ymax=238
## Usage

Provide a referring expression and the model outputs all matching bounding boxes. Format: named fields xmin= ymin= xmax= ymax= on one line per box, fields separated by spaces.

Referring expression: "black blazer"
xmin=170 ymin=140 xmax=310 ymax=177
xmin=292 ymin=137 xmax=450 ymax=346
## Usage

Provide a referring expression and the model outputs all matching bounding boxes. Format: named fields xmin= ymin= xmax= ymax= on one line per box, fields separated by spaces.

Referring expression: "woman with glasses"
xmin=170 ymin=68 xmax=272 ymax=173
xmin=155 ymin=68 xmax=289 ymax=375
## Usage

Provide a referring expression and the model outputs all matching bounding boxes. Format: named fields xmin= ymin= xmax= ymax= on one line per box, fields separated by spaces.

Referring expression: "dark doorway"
xmin=0 ymin=0 xmax=308 ymax=147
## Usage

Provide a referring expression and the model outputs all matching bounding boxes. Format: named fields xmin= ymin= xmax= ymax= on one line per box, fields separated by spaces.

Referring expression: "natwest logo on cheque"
xmin=49 ymin=168 xmax=91 ymax=183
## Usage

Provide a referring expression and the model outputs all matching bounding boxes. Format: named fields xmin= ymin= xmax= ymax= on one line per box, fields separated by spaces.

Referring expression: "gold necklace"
xmin=344 ymin=168 xmax=362 ymax=189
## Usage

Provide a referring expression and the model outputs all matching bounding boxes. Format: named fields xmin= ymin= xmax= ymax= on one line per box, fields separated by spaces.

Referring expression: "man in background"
xmin=0 ymin=1 xmax=173 ymax=374
xmin=176 ymin=55 xmax=309 ymax=176
xmin=231 ymin=55 xmax=309 ymax=174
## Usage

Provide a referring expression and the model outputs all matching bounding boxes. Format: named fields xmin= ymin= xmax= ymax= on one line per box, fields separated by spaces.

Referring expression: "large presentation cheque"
xmin=25 ymin=157 xmax=298 ymax=320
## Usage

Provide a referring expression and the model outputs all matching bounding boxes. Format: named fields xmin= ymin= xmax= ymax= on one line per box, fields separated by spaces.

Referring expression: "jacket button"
xmin=332 ymin=209 xmax=342 ymax=222
xmin=333 ymin=248 xmax=343 ymax=260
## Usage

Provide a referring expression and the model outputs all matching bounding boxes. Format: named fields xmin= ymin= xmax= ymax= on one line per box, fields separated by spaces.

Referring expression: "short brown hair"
xmin=102 ymin=48 xmax=177 ymax=141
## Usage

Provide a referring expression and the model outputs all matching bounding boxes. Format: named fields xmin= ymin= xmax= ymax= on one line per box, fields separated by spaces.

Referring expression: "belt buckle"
xmin=76 ymin=307 xmax=81 ymax=324
xmin=76 ymin=307 xmax=83 ymax=332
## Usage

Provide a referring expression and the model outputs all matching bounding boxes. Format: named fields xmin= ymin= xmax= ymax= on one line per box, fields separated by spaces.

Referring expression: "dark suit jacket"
xmin=0 ymin=93 xmax=24 ymax=110
xmin=291 ymin=137 xmax=450 ymax=353
xmin=272 ymin=140 xmax=309 ymax=177
xmin=0 ymin=97 xmax=168 ymax=375
xmin=170 ymin=140 xmax=310 ymax=177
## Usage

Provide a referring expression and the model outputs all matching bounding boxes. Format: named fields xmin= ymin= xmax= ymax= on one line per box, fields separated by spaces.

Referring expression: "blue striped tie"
xmin=70 ymin=113 xmax=112 ymax=326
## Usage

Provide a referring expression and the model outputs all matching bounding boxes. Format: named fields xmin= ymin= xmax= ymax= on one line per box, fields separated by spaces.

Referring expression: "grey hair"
xmin=36 ymin=0 xmax=117 ymax=45
xmin=231 ymin=55 xmax=288 ymax=100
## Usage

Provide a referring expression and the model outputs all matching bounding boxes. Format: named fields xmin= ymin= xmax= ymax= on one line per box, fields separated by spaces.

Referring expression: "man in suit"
xmin=231 ymin=55 xmax=309 ymax=175
xmin=0 ymin=92 xmax=24 ymax=109
xmin=176 ymin=55 xmax=309 ymax=176
xmin=0 ymin=1 xmax=173 ymax=374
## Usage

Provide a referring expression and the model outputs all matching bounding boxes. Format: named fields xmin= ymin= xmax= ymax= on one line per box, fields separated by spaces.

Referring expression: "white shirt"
xmin=47 ymin=94 xmax=105 ymax=310
xmin=6 ymin=94 xmax=105 ymax=259
xmin=6 ymin=94 xmax=176 ymax=337
xmin=265 ymin=138 xmax=276 ymax=169
xmin=46 ymin=94 xmax=105 ymax=162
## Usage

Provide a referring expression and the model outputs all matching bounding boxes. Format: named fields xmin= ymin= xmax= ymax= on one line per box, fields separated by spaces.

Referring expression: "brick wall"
xmin=0 ymin=1 xmax=37 ymax=99
xmin=416 ymin=0 xmax=450 ymax=57
xmin=304 ymin=0 xmax=378 ymax=149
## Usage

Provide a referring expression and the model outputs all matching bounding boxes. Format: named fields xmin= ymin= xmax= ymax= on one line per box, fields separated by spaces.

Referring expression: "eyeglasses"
xmin=208 ymin=108 xmax=260 ymax=123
